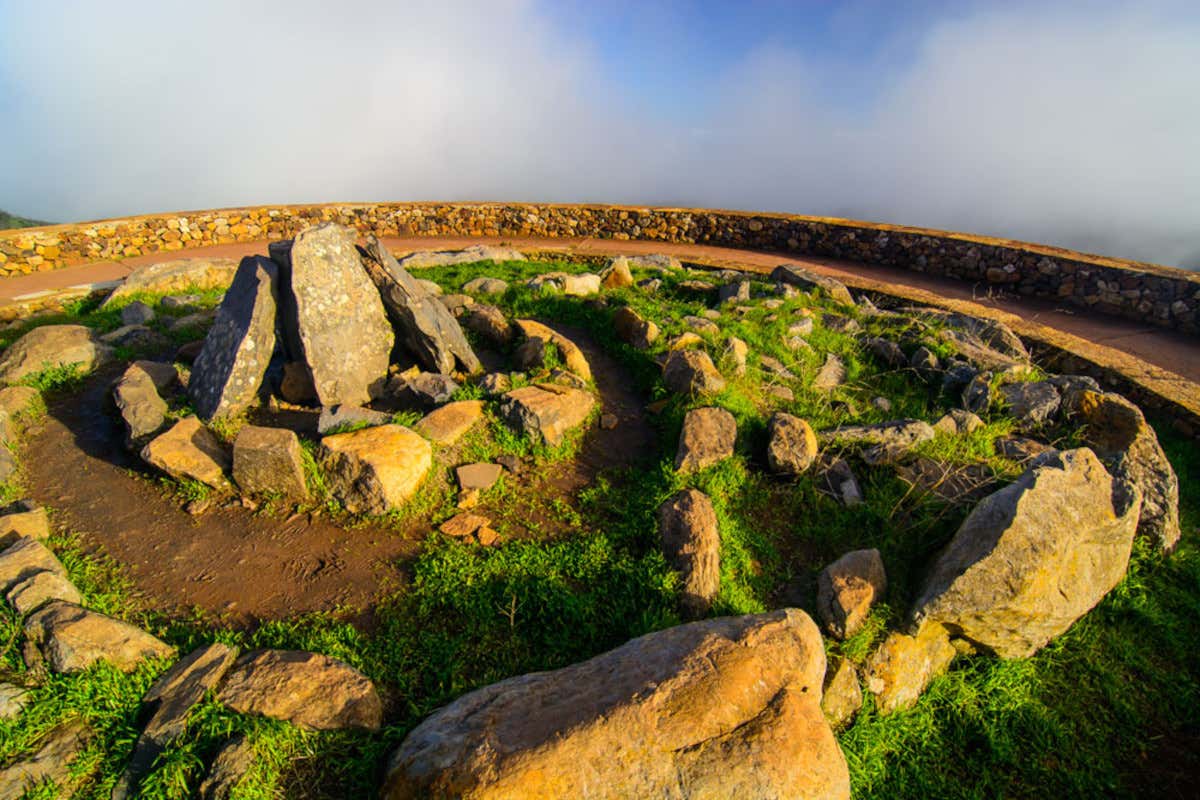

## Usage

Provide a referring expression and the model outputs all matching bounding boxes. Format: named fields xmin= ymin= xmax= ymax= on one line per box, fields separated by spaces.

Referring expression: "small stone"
xmin=317 ymin=404 xmax=391 ymax=435
xmin=812 ymin=353 xmax=846 ymax=392
xmin=683 ymin=315 xmax=720 ymax=336
xmin=766 ymin=385 xmax=795 ymax=402
xmin=462 ymin=277 xmax=509 ymax=295
xmin=612 ymin=306 xmax=659 ymax=349
xmin=667 ymin=332 xmax=705 ymax=350
xmin=456 ymin=463 xmax=502 ymax=492
xmin=600 ymin=413 xmax=618 ymax=430
xmin=724 ymin=337 xmax=748 ymax=376
xmin=771 ymin=264 xmax=854 ymax=304
xmin=766 ymin=413 xmax=818 ymax=475
xmin=820 ymin=458 xmax=863 ymax=506
xmin=478 ymin=373 xmax=511 ymax=396
xmin=160 ymin=294 xmax=202 ymax=309
xmin=440 ymin=513 xmax=491 ymax=540
xmin=198 ymin=735 xmax=256 ymax=800
xmin=393 ymin=372 xmax=460 ymax=409
xmin=0 ymin=719 xmax=92 ymax=798
xmin=464 ymin=304 xmax=513 ymax=347
xmin=865 ymin=625 xmax=956 ymax=714
xmin=995 ymin=436 xmax=1052 ymax=462
xmin=866 ymin=338 xmax=906 ymax=368
xmin=0 ymin=324 xmax=111 ymax=385
xmin=513 ymin=337 xmax=547 ymax=371
xmin=822 ymin=314 xmax=860 ymax=334
xmin=717 ymin=280 xmax=750 ymax=305
xmin=0 ymin=503 xmax=50 ymax=548
xmin=999 ymin=381 xmax=1062 ymax=425
xmin=121 ymin=301 xmax=156 ymax=326
xmin=871 ymin=396 xmax=892 ymax=412
xmin=817 ymin=549 xmax=887 ymax=640
xmin=788 ymin=318 xmax=815 ymax=337
xmin=934 ymin=409 xmax=984 ymax=436
xmin=663 ymin=350 xmax=725 ymax=395
xmin=910 ymin=346 xmax=939 ymax=375
xmin=961 ymin=372 xmax=993 ymax=414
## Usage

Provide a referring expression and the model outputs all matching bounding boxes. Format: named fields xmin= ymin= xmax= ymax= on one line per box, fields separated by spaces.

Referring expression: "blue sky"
xmin=1 ymin=0 xmax=1197 ymax=267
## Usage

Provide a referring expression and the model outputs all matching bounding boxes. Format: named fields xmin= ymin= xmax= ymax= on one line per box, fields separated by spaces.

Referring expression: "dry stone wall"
xmin=2 ymin=203 xmax=1197 ymax=334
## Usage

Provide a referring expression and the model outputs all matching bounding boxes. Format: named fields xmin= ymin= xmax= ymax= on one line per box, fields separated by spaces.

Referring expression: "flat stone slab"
xmin=513 ymin=320 xmax=592 ymax=382
xmin=0 ymin=324 xmax=111 ymax=385
xmin=319 ymin=425 xmax=432 ymax=515
xmin=0 ymin=536 xmax=69 ymax=593
xmin=24 ymin=600 xmax=174 ymax=673
xmin=674 ymin=407 xmax=736 ymax=472
xmin=413 ymin=400 xmax=485 ymax=445
xmin=7 ymin=569 xmax=81 ymax=615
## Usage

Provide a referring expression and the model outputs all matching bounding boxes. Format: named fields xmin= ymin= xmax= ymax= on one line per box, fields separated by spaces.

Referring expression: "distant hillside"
xmin=0 ymin=210 xmax=50 ymax=230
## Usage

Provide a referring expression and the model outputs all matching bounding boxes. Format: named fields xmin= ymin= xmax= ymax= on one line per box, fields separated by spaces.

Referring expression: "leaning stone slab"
xmin=189 ymin=256 xmax=279 ymax=420
xmin=413 ymin=400 xmax=485 ymax=445
xmin=0 ymin=386 xmax=40 ymax=419
xmin=658 ymin=489 xmax=721 ymax=616
xmin=232 ymin=426 xmax=309 ymax=501
xmin=319 ymin=425 xmax=432 ymax=515
xmin=382 ymin=609 xmax=848 ymax=800
xmin=113 ymin=361 xmax=170 ymax=446
xmin=7 ymin=570 xmax=81 ymax=615
xmin=0 ymin=324 xmax=111 ymax=385
xmin=513 ymin=320 xmax=592 ymax=382
xmin=112 ymin=643 xmax=239 ymax=800
xmin=498 ymin=385 xmax=595 ymax=447
xmin=674 ymin=407 xmax=736 ymax=472
xmin=0 ymin=536 xmax=69 ymax=593
xmin=812 ymin=353 xmax=847 ymax=392
xmin=218 ymin=649 xmax=383 ymax=730
xmin=911 ymin=448 xmax=1141 ymax=658
xmin=771 ymin=263 xmax=854 ymax=305
xmin=317 ymin=404 xmax=391 ymax=435
xmin=141 ymin=416 xmax=232 ymax=491
xmin=0 ymin=719 xmax=92 ymax=799
xmin=102 ymin=257 xmax=237 ymax=307
xmin=24 ymin=600 xmax=174 ymax=673
xmin=198 ymin=734 xmax=256 ymax=800
xmin=277 ymin=224 xmax=393 ymax=406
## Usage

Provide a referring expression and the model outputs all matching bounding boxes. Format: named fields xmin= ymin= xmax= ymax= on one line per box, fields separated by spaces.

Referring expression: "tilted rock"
xmin=821 ymin=419 xmax=935 ymax=456
xmin=0 ymin=536 xmax=70 ymax=593
xmin=866 ymin=337 xmax=907 ymax=368
xmin=274 ymin=225 xmax=393 ymax=406
xmin=112 ymin=643 xmax=239 ymax=800
xmin=940 ymin=328 xmax=1023 ymax=372
xmin=600 ymin=257 xmax=634 ymax=289
xmin=911 ymin=448 xmax=1141 ymax=658
xmin=360 ymin=236 xmax=481 ymax=375
xmin=1066 ymin=389 xmax=1181 ymax=551
xmin=317 ymin=404 xmax=391 ymax=435
xmin=674 ymin=407 xmax=737 ymax=472
xmin=0 ymin=503 xmax=50 ymax=548
xmin=865 ymin=625 xmax=956 ymax=714
xmin=817 ymin=548 xmax=887 ymax=640
xmin=819 ymin=458 xmax=864 ymax=506
xmin=934 ymin=408 xmax=984 ymax=436
xmin=0 ymin=324 xmax=111 ymax=385
xmin=999 ymin=380 xmax=1061 ymax=425
xmin=812 ymin=353 xmax=846 ymax=392
xmin=319 ymin=425 xmax=432 ymax=515
xmin=113 ymin=361 xmax=170 ymax=447
xmin=232 ymin=425 xmax=309 ymax=500
xmin=499 ymin=385 xmax=595 ymax=447
xmin=0 ymin=719 xmax=92 ymax=799
xmin=218 ymin=649 xmax=383 ymax=730
xmin=771 ymin=263 xmax=854 ymax=305
xmin=994 ymin=435 xmax=1053 ymax=463
xmin=102 ymin=257 xmax=237 ymax=307
xmin=382 ymin=609 xmax=848 ymax=800
xmin=513 ymin=320 xmax=592 ymax=382
xmin=724 ymin=336 xmax=748 ymax=376
xmin=463 ymin=304 xmax=514 ymax=347
xmin=198 ymin=734 xmax=256 ymax=800
xmin=398 ymin=245 xmax=526 ymax=269
xmin=612 ymin=306 xmax=659 ymax=350
xmin=141 ymin=416 xmax=231 ymax=491
xmin=24 ymin=600 xmax=174 ymax=673
xmin=910 ymin=345 xmax=940 ymax=376
xmin=7 ymin=570 xmax=82 ymax=615
xmin=189 ymin=256 xmax=279 ymax=420
xmin=962 ymin=371 xmax=992 ymax=413
xmin=822 ymin=659 xmax=863 ymax=729
xmin=414 ymin=400 xmax=485 ymax=445
xmin=121 ymin=301 xmax=155 ymax=326
xmin=766 ymin=413 xmax=819 ymax=475
xmin=658 ymin=489 xmax=721 ymax=616
xmin=392 ymin=372 xmax=459 ymax=409
xmin=0 ymin=386 xmax=40 ymax=420
xmin=462 ymin=277 xmax=510 ymax=295
xmin=663 ymin=349 xmax=725 ymax=395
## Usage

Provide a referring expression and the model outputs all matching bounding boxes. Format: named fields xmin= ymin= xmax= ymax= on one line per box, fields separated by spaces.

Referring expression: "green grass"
xmin=0 ymin=210 xmax=49 ymax=230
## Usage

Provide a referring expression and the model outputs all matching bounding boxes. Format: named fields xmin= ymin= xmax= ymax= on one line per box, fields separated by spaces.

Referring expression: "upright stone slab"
xmin=232 ymin=426 xmax=309 ymax=501
xmin=189 ymin=256 xmax=279 ymax=420
xmin=280 ymin=224 xmax=393 ymax=406
xmin=658 ymin=489 xmax=721 ymax=616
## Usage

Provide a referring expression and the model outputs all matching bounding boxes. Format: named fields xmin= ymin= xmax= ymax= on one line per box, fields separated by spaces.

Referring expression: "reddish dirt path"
xmin=4 ymin=235 xmax=1194 ymax=384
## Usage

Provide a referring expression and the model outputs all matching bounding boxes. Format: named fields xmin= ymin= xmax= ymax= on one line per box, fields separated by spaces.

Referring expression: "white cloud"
xmin=1 ymin=1 xmax=1197 ymax=267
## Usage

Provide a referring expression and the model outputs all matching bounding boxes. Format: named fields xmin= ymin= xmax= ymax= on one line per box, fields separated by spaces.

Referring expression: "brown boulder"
xmin=464 ymin=304 xmax=514 ymax=347
xmin=612 ymin=306 xmax=659 ymax=349
xmin=658 ymin=489 xmax=721 ymax=616
xmin=0 ymin=536 xmax=70 ymax=593
xmin=600 ymin=257 xmax=635 ymax=288
xmin=817 ymin=549 xmax=887 ymax=640
xmin=319 ymin=425 xmax=432 ymax=515
xmin=103 ymin=257 xmax=237 ymax=307
xmin=24 ymin=600 xmax=174 ymax=673
xmin=821 ymin=659 xmax=863 ymax=729
xmin=499 ymin=385 xmax=596 ymax=447
xmin=766 ymin=413 xmax=819 ymax=475
xmin=141 ymin=416 xmax=232 ymax=491
xmin=674 ymin=407 xmax=737 ymax=472
xmin=232 ymin=425 xmax=309 ymax=500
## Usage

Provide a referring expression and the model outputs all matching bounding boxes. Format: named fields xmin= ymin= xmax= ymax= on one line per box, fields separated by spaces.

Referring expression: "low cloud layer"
xmin=2 ymin=1 xmax=1197 ymax=267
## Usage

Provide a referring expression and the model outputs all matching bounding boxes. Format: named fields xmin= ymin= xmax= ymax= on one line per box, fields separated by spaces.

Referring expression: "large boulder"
xmin=141 ymin=417 xmax=232 ymax=491
xmin=674 ymin=407 xmax=736 ymax=472
xmin=663 ymin=349 xmax=725 ymax=395
xmin=658 ymin=489 xmax=721 ymax=616
xmin=771 ymin=264 xmax=854 ymax=305
xmin=0 ymin=324 xmax=111 ymax=385
xmin=217 ymin=649 xmax=383 ymax=730
xmin=232 ymin=426 xmax=309 ymax=501
xmin=998 ymin=380 xmax=1061 ymax=426
xmin=360 ymin=236 xmax=481 ymax=375
xmin=1066 ymin=389 xmax=1181 ymax=552
xmin=766 ymin=413 xmax=819 ymax=475
xmin=499 ymin=385 xmax=596 ymax=447
xmin=102 ymin=257 xmax=237 ymax=307
xmin=382 ymin=609 xmax=848 ymax=800
xmin=910 ymin=448 xmax=1141 ymax=658
xmin=188 ymin=256 xmax=279 ymax=420
xmin=817 ymin=549 xmax=887 ymax=640
xmin=273 ymin=225 xmax=393 ymax=406
xmin=319 ymin=424 xmax=432 ymax=515
xmin=513 ymin=320 xmax=592 ymax=382
xmin=24 ymin=600 xmax=174 ymax=673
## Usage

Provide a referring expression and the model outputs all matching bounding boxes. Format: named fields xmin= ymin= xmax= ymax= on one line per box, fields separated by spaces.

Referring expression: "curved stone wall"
xmin=1 ymin=202 xmax=1197 ymax=334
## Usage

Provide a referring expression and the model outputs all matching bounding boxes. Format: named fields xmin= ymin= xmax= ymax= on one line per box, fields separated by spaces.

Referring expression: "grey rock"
xmin=962 ymin=371 xmax=992 ymax=414
xmin=910 ymin=345 xmax=940 ymax=375
xmin=0 ymin=324 xmax=111 ymax=385
xmin=759 ymin=355 xmax=796 ymax=380
xmin=682 ymin=315 xmax=721 ymax=336
xmin=478 ymin=372 xmax=511 ymax=396
xmin=160 ymin=294 xmax=203 ymax=310
xmin=995 ymin=436 xmax=1054 ymax=463
xmin=658 ymin=489 xmax=721 ymax=617
xmin=771 ymin=264 xmax=854 ymax=305
xmin=392 ymin=372 xmax=459 ymax=409
xmin=113 ymin=362 xmax=170 ymax=446
xmin=499 ymin=385 xmax=596 ymax=447
xmin=717 ymin=280 xmax=750 ymax=305
xmin=663 ymin=350 xmax=725 ymax=395
xmin=0 ymin=682 xmax=29 ymax=721
xmin=398 ymin=245 xmax=526 ymax=269
xmin=612 ymin=306 xmax=659 ymax=350
xmin=934 ymin=409 xmax=984 ymax=436
xmin=199 ymin=735 xmax=256 ymax=800
xmin=0 ymin=719 xmax=91 ymax=798
xmin=821 ymin=660 xmax=863 ymax=730
xmin=820 ymin=458 xmax=863 ymax=506
xmin=866 ymin=337 xmax=907 ymax=368
xmin=822 ymin=313 xmax=860 ymax=334
xmin=7 ymin=570 xmax=81 ymax=615
xmin=317 ymin=405 xmax=391 ymax=435
xmin=464 ymin=304 xmax=514 ymax=347
xmin=999 ymin=381 xmax=1061 ymax=425
xmin=415 ymin=278 xmax=443 ymax=296
xmin=102 ymin=258 xmax=236 ymax=307
xmin=121 ymin=301 xmax=156 ymax=326
xmin=513 ymin=337 xmax=547 ymax=371
xmin=812 ymin=353 xmax=847 ymax=392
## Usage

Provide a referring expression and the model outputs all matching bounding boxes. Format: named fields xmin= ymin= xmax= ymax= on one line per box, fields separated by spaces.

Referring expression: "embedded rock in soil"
xmin=817 ymin=548 xmax=887 ymax=640
xmin=724 ymin=336 xmax=748 ymax=376
xmin=398 ymin=245 xmax=526 ymax=269
xmin=317 ymin=404 xmax=391 ymax=435
xmin=141 ymin=416 xmax=232 ymax=491
xmin=612 ymin=306 xmax=659 ymax=350
xmin=911 ymin=448 xmax=1141 ymax=658
xmin=941 ymin=328 xmax=1023 ymax=372
xmin=120 ymin=301 xmax=156 ymax=326
xmin=439 ymin=294 xmax=475 ymax=315
xmin=662 ymin=349 xmax=725 ymax=395
xmin=683 ymin=315 xmax=721 ymax=336
xmin=657 ymin=489 xmax=720 ymax=616
xmin=910 ymin=345 xmax=939 ymax=375
xmin=198 ymin=734 xmax=256 ymax=800
xmin=0 ymin=536 xmax=70 ymax=593
xmin=319 ymin=425 xmax=432 ymax=515
xmin=382 ymin=609 xmax=848 ymax=800
xmin=7 ymin=570 xmax=81 ymax=615
xmin=995 ymin=435 xmax=1052 ymax=463
xmin=464 ymin=304 xmax=514 ymax=347
xmin=102 ymin=323 xmax=171 ymax=351
xmin=812 ymin=353 xmax=846 ymax=393
xmin=1065 ymin=389 xmax=1181 ymax=552
xmin=999 ymin=380 xmax=1061 ymax=426
xmin=512 ymin=337 xmax=547 ymax=371
xmin=392 ymin=372 xmax=459 ymax=409
xmin=499 ymin=385 xmax=596 ymax=447
xmin=865 ymin=624 xmax=956 ymax=714
xmin=113 ymin=361 xmax=170 ymax=447
xmin=789 ymin=317 xmax=815 ymax=337
xmin=513 ymin=320 xmax=592 ymax=382
xmin=718 ymin=280 xmax=750 ymax=305
xmin=822 ymin=313 xmax=860 ymax=334
xmin=674 ymin=407 xmax=736 ymax=473
xmin=0 ymin=324 xmax=111 ymax=386
xmin=277 ymin=224 xmax=394 ymax=406
xmin=766 ymin=413 xmax=819 ymax=475
xmin=112 ymin=643 xmax=239 ymax=800
xmin=822 ymin=659 xmax=863 ymax=729
xmin=934 ymin=408 xmax=983 ymax=436
xmin=462 ymin=277 xmax=510 ymax=295
xmin=24 ymin=600 xmax=174 ymax=673
xmin=414 ymin=400 xmax=485 ymax=445
xmin=866 ymin=337 xmax=907 ymax=368
xmin=102 ymin=257 xmax=237 ymax=307
xmin=457 ymin=463 xmax=502 ymax=492
xmin=189 ymin=256 xmax=279 ymax=420
xmin=0 ymin=719 xmax=92 ymax=799
xmin=0 ymin=683 xmax=29 ymax=720
xmin=0 ymin=503 xmax=50 ymax=548
xmin=232 ymin=426 xmax=309 ymax=501
xmin=0 ymin=386 xmax=40 ymax=419
xmin=771 ymin=263 xmax=854 ymax=305
xmin=821 ymin=419 xmax=936 ymax=459
xmin=819 ymin=458 xmax=863 ymax=506
xmin=360 ymin=236 xmax=481 ymax=375
xmin=600 ymin=257 xmax=634 ymax=289
xmin=218 ymin=649 xmax=383 ymax=730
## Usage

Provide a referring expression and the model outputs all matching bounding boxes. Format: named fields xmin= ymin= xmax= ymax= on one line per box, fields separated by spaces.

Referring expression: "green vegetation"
xmin=0 ymin=211 xmax=49 ymax=231
xmin=0 ymin=259 xmax=1194 ymax=797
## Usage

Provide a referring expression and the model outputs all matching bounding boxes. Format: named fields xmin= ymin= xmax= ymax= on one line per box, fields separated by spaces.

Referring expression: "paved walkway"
xmin=2 ymin=235 xmax=1197 ymax=383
